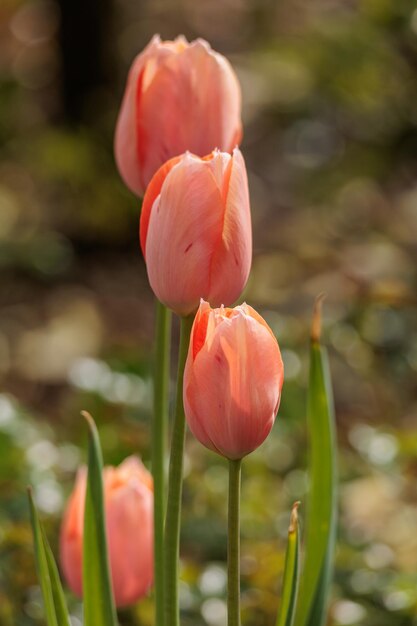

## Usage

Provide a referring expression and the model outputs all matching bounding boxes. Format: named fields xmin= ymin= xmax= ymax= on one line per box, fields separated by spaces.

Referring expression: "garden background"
xmin=0 ymin=0 xmax=417 ymax=624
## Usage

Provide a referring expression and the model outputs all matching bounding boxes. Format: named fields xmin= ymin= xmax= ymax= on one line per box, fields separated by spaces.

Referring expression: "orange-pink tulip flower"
xmin=114 ymin=35 xmax=242 ymax=196
xmin=184 ymin=300 xmax=284 ymax=460
xmin=140 ymin=148 xmax=252 ymax=316
xmin=60 ymin=456 xmax=153 ymax=607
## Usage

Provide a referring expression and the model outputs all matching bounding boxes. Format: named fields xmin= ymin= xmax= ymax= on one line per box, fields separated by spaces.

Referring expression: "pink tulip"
xmin=140 ymin=148 xmax=252 ymax=316
xmin=184 ymin=300 xmax=284 ymax=459
xmin=114 ymin=35 xmax=242 ymax=196
xmin=60 ymin=456 xmax=153 ymax=607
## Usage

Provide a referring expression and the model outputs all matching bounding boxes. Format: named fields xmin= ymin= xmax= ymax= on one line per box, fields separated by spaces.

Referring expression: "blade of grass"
xmin=82 ymin=411 xmax=118 ymax=626
xmin=295 ymin=296 xmax=337 ymax=626
xmin=41 ymin=526 xmax=72 ymax=626
xmin=28 ymin=488 xmax=70 ymax=626
xmin=276 ymin=502 xmax=300 ymax=626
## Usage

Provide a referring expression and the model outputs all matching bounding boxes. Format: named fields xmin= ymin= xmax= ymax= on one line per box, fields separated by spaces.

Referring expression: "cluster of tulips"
xmin=28 ymin=35 xmax=337 ymax=626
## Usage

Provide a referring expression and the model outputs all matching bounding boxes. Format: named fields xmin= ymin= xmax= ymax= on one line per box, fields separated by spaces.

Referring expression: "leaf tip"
xmin=81 ymin=410 xmax=96 ymax=433
xmin=289 ymin=501 xmax=300 ymax=534
xmin=27 ymin=486 xmax=35 ymax=512
xmin=311 ymin=293 xmax=326 ymax=344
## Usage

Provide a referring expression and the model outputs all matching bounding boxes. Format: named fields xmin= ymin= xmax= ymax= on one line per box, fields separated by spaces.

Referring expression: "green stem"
xmin=164 ymin=315 xmax=193 ymax=626
xmin=228 ymin=458 xmax=242 ymax=626
xmin=153 ymin=301 xmax=172 ymax=626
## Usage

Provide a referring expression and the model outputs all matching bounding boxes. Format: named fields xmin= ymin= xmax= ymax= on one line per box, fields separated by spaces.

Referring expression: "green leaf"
xmin=295 ymin=297 xmax=338 ymax=626
xmin=42 ymin=526 xmax=72 ymax=626
xmin=276 ymin=502 xmax=301 ymax=626
xmin=82 ymin=411 xmax=118 ymax=626
xmin=28 ymin=489 xmax=71 ymax=626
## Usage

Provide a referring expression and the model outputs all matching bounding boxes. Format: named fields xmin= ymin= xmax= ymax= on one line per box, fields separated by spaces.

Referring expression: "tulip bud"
xmin=183 ymin=300 xmax=284 ymax=459
xmin=114 ymin=35 xmax=242 ymax=196
xmin=140 ymin=148 xmax=252 ymax=316
xmin=60 ymin=456 xmax=153 ymax=607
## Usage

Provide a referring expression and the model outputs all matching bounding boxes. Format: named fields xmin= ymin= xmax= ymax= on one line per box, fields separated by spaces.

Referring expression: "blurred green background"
xmin=1 ymin=0 xmax=417 ymax=624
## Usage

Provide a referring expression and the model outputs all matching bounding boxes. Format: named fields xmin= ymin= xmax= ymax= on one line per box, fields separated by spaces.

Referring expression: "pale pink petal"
xmin=145 ymin=155 xmax=224 ymax=315
xmin=120 ymin=37 xmax=242 ymax=190
xmin=114 ymin=36 xmax=162 ymax=195
xmin=107 ymin=482 xmax=153 ymax=606
xmin=178 ymin=40 xmax=242 ymax=155
xmin=60 ymin=457 xmax=153 ymax=607
xmin=60 ymin=468 xmax=86 ymax=598
xmin=208 ymin=148 xmax=252 ymax=307
xmin=184 ymin=307 xmax=283 ymax=459
xmin=139 ymin=155 xmax=183 ymax=257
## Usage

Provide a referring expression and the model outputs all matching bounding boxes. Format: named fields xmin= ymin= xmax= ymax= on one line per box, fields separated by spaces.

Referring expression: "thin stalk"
xmin=228 ymin=458 xmax=242 ymax=626
xmin=164 ymin=314 xmax=193 ymax=626
xmin=153 ymin=301 xmax=172 ymax=626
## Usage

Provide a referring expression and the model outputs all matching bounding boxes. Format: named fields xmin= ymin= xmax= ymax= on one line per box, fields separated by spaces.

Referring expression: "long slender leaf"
xmin=42 ymin=528 xmax=70 ymax=626
xmin=276 ymin=502 xmax=300 ymax=626
xmin=82 ymin=411 xmax=118 ymax=626
xmin=42 ymin=526 xmax=72 ymax=626
xmin=295 ymin=297 xmax=337 ymax=626
xmin=28 ymin=488 xmax=70 ymax=626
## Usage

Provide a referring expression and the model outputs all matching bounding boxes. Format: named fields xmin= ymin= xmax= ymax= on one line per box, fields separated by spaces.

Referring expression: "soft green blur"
xmin=1 ymin=0 xmax=417 ymax=625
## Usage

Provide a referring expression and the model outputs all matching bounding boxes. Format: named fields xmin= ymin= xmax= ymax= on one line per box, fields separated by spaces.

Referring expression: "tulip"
xmin=183 ymin=300 xmax=284 ymax=459
xmin=114 ymin=35 xmax=242 ymax=196
xmin=60 ymin=456 xmax=153 ymax=607
xmin=140 ymin=148 xmax=252 ymax=317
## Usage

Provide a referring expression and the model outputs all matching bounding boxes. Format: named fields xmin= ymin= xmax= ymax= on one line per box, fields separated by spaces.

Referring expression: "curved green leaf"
xmin=276 ymin=502 xmax=300 ymax=626
xmin=295 ymin=297 xmax=337 ymax=626
xmin=28 ymin=489 xmax=70 ymax=626
xmin=82 ymin=411 xmax=118 ymax=626
xmin=42 ymin=526 xmax=72 ymax=626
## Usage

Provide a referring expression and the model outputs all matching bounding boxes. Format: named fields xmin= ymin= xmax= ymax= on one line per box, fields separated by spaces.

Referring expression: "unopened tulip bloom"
xmin=115 ymin=35 xmax=242 ymax=196
xmin=184 ymin=300 xmax=284 ymax=459
xmin=60 ymin=456 xmax=153 ymax=607
xmin=140 ymin=148 xmax=252 ymax=316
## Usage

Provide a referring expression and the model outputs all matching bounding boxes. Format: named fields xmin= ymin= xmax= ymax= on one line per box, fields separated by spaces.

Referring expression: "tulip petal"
xmin=60 ymin=454 xmax=153 ymax=608
xmin=114 ymin=61 xmax=144 ymax=194
xmin=114 ymin=36 xmax=162 ymax=195
xmin=184 ymin=306 xmax=283 ymax=459
xmin=60 ymin=468 xmax=86 ymax=598
xmin=190 ymin=300 xmax=211 ymax=360
xmin=107 ymin=483 xmax=153 ymax=607
xmin=178 ymin=40 xmax=242 ymax=154
xmin=145 ymin=155 xmax=225 ymax=315
xmin=140 ymin=155 xmax=183 ymax=257
xmin=115 ymin=36 xmax=242 ymax=194
xmin=136 ymin=40 xmax=242 ymax=187
xmin=208 ymin=148 xmax=252 ymax=307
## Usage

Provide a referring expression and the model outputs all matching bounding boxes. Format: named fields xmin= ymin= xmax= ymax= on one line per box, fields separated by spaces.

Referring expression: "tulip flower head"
xmin=184 ymin=300 xmax=284 ymax=460
xmin=60 ymin=456 xmax=153 ymax=607
xmin=115 ymin=35 xmax=242 ymax=196
xmin=140 ymin=148 xmax=252 ymax=316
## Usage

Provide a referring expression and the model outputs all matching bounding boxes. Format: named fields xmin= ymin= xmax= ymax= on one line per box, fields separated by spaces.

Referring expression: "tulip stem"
xmin=228 ymin=458 xmax=242 ymax=626
xmin=153 ymin=301 xmax=172 ymax=626
xmin=164 ymin=314 xmax=193 ymax=626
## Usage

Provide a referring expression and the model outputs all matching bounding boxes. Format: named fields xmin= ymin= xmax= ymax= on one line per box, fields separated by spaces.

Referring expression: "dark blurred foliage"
xmin=1 ymin=0 xmax=417 ymax=624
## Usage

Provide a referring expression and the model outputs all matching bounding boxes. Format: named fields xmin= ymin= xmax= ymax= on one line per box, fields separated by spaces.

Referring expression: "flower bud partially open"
xmin=184 ymin=300 xmax=284 ymax=459
xmin=115 ymin=35 xmax=242 ymax=196
xmin=140 ymin=148 xmax=252 ymax=316
xmin=60 ymin=456 xmax=153 ymax=607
